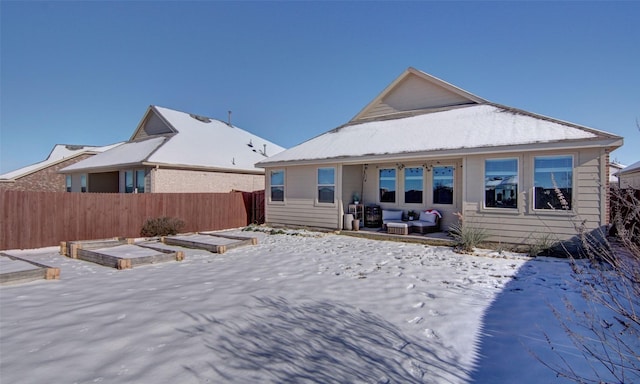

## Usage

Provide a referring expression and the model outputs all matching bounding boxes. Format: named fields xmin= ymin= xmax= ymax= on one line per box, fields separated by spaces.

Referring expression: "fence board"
xmin=0 ymin=190 xmax=264 ymax=250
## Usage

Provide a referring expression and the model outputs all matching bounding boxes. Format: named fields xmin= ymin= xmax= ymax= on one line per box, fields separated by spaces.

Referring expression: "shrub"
xmin=527 ymin=233 xmax=557 ymax=257
xmin=449 ymin=212 xmax=489 ymax=252
xmin=537 ymin=186 xmax=640 ymax=383
xmin=140 ymin=217 xmax=185 ymax=237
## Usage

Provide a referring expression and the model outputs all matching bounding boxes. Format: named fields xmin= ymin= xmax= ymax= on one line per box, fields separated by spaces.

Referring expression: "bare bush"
xmin=540 ymin=188 xmax=640 ymax=383
xmin=140 ymin=216 xmax=185 ymax=237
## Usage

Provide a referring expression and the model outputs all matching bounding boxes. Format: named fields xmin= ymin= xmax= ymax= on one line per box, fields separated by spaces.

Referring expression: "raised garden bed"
xmin=161 ymin=232 xmax=257 ymax=254
xmin=60 ymin=238 xmax=184 ymax=270
xmin=0 ymin=253 xmax=60 ymax=285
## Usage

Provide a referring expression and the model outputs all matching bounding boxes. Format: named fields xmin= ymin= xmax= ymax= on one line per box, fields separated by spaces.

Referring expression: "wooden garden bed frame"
xmin=60 ymin=238 xmax=184 ymax=270
xmin=0 ymin=253 xmax=60 ymax=285
xmin=161 ymin=232 xmax=257 ymax=254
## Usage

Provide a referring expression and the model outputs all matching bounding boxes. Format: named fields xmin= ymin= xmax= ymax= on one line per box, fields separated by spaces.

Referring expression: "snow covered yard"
xmin=0 ymin=229 xmax=609 ymax=383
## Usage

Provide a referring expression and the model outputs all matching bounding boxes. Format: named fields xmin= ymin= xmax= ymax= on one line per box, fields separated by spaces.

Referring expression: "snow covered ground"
xmin=0 ymin=229 xmax=616 ymax=383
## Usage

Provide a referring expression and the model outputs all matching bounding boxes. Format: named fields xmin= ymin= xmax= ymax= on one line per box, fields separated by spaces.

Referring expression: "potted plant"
xmin=407 ymin=210 xmax=418 ymax=221
xmin=352 ymin=192 xmax=360 ymax=205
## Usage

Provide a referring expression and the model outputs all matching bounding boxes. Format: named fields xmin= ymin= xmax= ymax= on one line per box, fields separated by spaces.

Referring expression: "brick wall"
xmin=0 ymin=154 xmax=94 ymax=192
xmin=151 ymin=168 xmax=265 ymax=193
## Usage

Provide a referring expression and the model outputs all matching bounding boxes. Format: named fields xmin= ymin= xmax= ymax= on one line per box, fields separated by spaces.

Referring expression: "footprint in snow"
xmin=116 ymin=314 xmax=126 ymax=320
xmin=408 ymin=316 xmax=423 ymax=324
xmin=413 ymin=302 xmax=424 ymax=308
xmin=423 ymin=328 xmax=439 ymax=339
xmin=406 ymin=284 xmax=415 ymax=290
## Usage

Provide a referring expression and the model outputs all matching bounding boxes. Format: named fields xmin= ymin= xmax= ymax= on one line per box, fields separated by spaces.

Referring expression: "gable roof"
xmin=0 ymin=143 xmax=122 ymax=181
xmin=351 ymin=67 xmax=487 ymax=122
xmin=61 ymin=106 xmax=286 ymax=174
xmin=257 ymin=68 xmax=623 ymax=167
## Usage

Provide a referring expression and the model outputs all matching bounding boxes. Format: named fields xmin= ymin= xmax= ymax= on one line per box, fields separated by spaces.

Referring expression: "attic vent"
xmin=65 ymin=145 xmax=86 ymax=150
xmin=189 ymin=114 xmax=211 ymax=123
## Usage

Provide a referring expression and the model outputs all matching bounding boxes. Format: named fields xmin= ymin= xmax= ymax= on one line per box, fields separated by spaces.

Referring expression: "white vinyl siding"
xmin=463 ymin=149 xmax=604 ymax=244
xmin=357 ymin=75 xmax=473 ymax=120
xmin=265 ymin=165 xmax=341 ymax=229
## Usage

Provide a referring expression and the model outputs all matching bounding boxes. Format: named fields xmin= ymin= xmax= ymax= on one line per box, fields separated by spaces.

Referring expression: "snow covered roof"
xmin=257 ymin=67 xmax=622 ymax=168
xmin=60 ymin=137 xmax=166 ymax=172
xmin=0 ymin=143 xmax=122 ymax=180
xmin=61 ymin=106 xmax=286 ymax=174
xmin=617 ymin=160 xmax=640 ymax=175
xmin=257 ymin=103 xmax=622 ymax=167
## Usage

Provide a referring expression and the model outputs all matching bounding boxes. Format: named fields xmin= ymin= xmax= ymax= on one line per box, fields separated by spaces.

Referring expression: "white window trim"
xmin=531 ymin=154 xmax=576 ymax=215
xmin=378 ymin=167 xmax=398 ymax=205
xmin=431 ymin=164 xmax=455 ymax=207
xmin=403 ymin=166 xmax=424 ymax=205
xmin=481 ymin=157 xmax=521 ymax=213
xmin=80 ymin=174 xmax=87 ymax=193
xmin=268 ymin=169 xmax=286 ymax=205
xmin=316 ymin=167 xmax=336 ymax=206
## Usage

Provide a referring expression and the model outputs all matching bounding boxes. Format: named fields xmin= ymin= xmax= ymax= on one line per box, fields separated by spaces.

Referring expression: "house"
xmin=616 ymin=160 xmax=640 ymax=189
xmin=256 ymin=67 xmax=624 ymax=245
xmin=609 ymin=161 xmax=625 ymax=187
xmin=0 ymin=143 xmax=122 ymax=192
xmin=60 ymin=106 xmax=285 ymax=193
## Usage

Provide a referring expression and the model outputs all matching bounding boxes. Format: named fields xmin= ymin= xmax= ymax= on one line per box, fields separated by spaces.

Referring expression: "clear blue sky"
xmin=1 ymin=1 xmax=638 ymax=173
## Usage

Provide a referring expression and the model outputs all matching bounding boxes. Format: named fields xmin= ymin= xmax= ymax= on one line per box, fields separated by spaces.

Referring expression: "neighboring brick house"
xmin=0 ymin=143 xmax=122 ymax=192
xmin=60 ymin=105 xmax=286 ymax=193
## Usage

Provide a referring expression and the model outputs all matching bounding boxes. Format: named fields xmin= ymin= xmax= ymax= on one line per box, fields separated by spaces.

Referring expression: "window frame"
xmin=432 ymin=165 xmax=455 ymax=205
xmin=269 ymin=169 xmax=285 ymax=204
xmin=65 ymin=175 xmax=72 ymax=192
xmin=403 ymin=166 xmax=424 ymax=205
xmin=135 ymin=170 xmax=146 ymax=193
xmin=80 ymin=174 xmax=87 ymax=193
xmin=483 ymin=158 xmax=519 ymax=210
xmin=379 ymin=168 xmax=397 ymax=204
xmin=532 ymin=154 xmax=574 ymax=213
xmin=123 ymin=169 xmax=146 ymax=193
xmin=316 ymin=167 xmax=336 ymax=205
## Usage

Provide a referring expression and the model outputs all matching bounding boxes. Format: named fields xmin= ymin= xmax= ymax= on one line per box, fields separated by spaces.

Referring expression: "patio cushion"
xmin=419 ymin=211 xmax=437 ymax=223
xmin=382 ymin=210 xmax=403 ymax=221
xmin=411 ymin=221 xmax=438 ymax=229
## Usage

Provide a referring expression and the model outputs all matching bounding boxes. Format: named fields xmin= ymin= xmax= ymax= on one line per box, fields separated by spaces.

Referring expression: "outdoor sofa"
xmin=382 ymin=209 xmax=441 ymax=234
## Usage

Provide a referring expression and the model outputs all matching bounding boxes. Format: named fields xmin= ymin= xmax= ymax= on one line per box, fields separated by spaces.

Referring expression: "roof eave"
xmin=143 ymin=162 xmax=265 ymax=175
xmin=59 ymin=162 xmax=145 ymax=174
xmin=257 ymin=137 xmax=624 ymax=168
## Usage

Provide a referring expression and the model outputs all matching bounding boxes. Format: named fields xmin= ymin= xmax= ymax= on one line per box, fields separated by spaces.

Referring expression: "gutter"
xmin=257 ymin=137 xmax=624 ymax=168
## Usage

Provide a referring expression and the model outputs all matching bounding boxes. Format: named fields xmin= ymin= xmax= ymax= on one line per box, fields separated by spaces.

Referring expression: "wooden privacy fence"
xmin=0 ymin=190 xmax=265 ymax=250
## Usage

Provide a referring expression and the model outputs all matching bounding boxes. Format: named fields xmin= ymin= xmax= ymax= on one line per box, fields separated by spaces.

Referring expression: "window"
xmin=534 ymin=155 xmax=573 ymax=210
xmin=124 ymin=171 xmax=134 ymax=193
xmin=66 ymin=175 xmax=72 ymax=192
xmin=379 ymin=168 xmax=396 ymax=203
xmin=317 ymin=167 xmax=335 ymax=204
xmin=124 ymin=170 xmax=146 ymax=193
xmin=485 ymin=159 xmax=518 ymax=208
xmin=433 ymin=166 xmax=454 ymax=204
xmin=404 ymin=167 xmax=423 ymax=204
xmin=136 ymin=170 xmax=146 ymax=193
xmin=80 ymin=175 xmax=87 ymax=193
xmin=270 ymin=170 xmax=284 ymax=202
